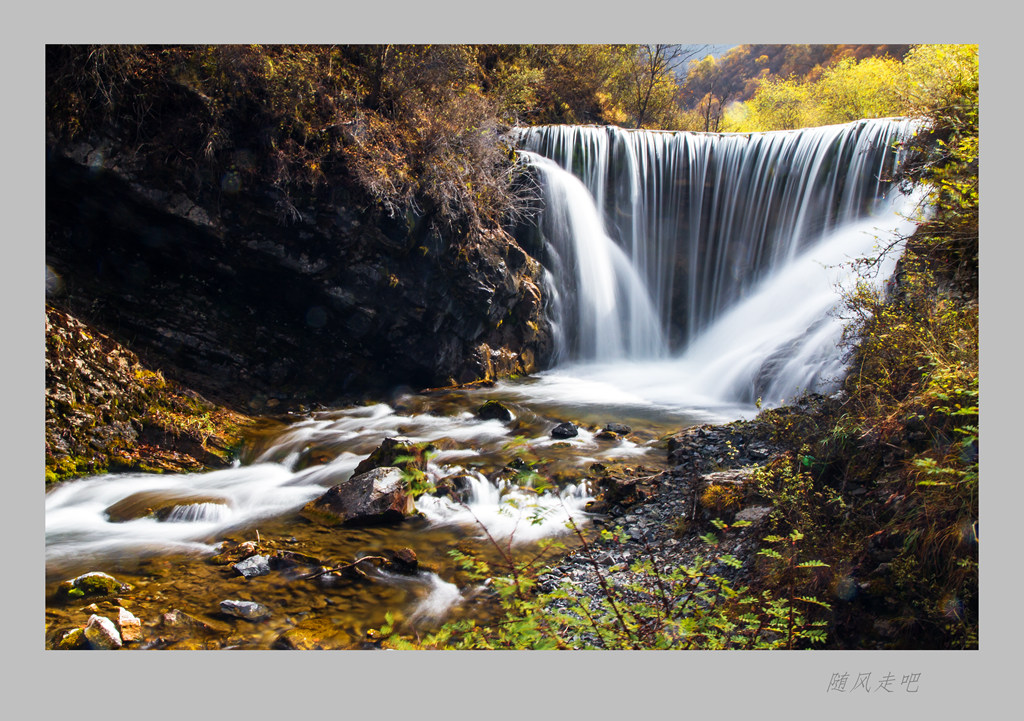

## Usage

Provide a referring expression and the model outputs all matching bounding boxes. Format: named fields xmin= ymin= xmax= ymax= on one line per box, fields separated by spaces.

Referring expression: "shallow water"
xmin=45 ymin=379 xmax=696 ymax=648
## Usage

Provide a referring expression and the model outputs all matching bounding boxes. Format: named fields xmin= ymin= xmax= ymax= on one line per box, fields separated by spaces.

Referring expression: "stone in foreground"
xmin=300 ymin=466 xmax=415 ymax=527
xmin=84 ymin=614 xmax=122 ymax=649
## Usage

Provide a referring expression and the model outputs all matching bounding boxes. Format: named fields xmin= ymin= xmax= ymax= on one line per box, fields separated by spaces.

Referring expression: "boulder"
xmin=84 ymin=614 xmax=122 ymax=649
xmin=477 ymin=400 xmax=513 ymax=422
xmin=433 ymin=473 xmax=472 ymax=501
xmin=220 ymin=600 xmax=271 ymax=621
xmin=603 ymin=423 xmax=632 ymax=435
xmin=233 ymin=555 xmax=271 ymax=579
xmin=550 ymin=422 xmax=578 ymax=439
xmin=300 ymin=467 xmax=415 ymax=527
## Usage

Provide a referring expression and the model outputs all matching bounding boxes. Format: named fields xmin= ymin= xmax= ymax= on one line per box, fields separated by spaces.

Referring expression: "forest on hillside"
xmin=47 ymin=44 xmax=941 ymax=233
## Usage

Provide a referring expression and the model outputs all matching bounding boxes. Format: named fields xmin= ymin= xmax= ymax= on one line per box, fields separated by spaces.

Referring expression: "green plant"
xmin=377 ymin=505 xmax=832 ymax=650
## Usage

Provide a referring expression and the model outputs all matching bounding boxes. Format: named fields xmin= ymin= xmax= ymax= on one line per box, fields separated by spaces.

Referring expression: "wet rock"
xmin=551 ymin=422 xmax=578 ymax=439
xmin=57 ymin=572 xmax=131 ymax=601
xmin=597 ymin=474 xmax=659 ymax=508
xmin=117 ymin=607 xmax=142 ymax=643
xmin=49 ymin=145 xmax=555 ymax=411
xmin=272 ymin=619 xmax=354 ymax=650
xmin=56 ymin=627 xmax=87 ymax=650
xmin=273 ymin=628 xmax=328 ymax=650
xmin=233 ymin=555 xmax=271 ymax=579
xmin=382 ymin=547 xmax=419 ymax=575
xmin=300 ymin=467 xmax=415 ymax=527
xmin=433 ymin=473 xmax=472 ymax=501
xmin=220 ymin=600 xmax=271 ymax=621
xmin=477 ymin=400 xmax=513 ymax=422
xmin=353 ymin=437 xmax=434 ymax=477
xmin=595 ymin=430 xmax=619 ymax=441
xmin=584 ymin=499 xmax=610 ymax=514
xmin=84 ymin=614 xmax=122 ymax=649
xmin=604 ymin=423 xmax=632 ymax=435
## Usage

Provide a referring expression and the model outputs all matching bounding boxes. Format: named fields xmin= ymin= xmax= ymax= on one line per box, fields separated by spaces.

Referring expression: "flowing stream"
xmin=45 ymin=117 xmax=922 ymax=648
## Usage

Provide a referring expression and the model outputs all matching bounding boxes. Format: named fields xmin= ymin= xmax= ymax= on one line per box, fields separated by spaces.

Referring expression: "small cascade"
xmin=45 ymin=402 xmax=598 ymax=574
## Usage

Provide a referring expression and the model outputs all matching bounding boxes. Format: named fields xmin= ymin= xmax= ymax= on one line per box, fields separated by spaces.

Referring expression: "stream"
xmin=45 ymin=379 xmax=730 ymax=649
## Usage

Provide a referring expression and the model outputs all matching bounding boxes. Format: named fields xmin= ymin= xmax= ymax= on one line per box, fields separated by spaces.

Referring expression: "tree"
xmin=623 ymin=44 xmax=707 ymax=128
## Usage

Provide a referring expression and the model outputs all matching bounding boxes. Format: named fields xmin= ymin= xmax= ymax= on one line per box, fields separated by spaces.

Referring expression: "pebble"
xmin=233 ymin=555 xmax=271 ymax=579
xmin=220 ymin=599 xmax=271 ymax=620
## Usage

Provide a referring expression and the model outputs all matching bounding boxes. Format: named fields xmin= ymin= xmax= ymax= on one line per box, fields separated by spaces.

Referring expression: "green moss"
xmin=45 ymin=454 xmax=108 ymax=484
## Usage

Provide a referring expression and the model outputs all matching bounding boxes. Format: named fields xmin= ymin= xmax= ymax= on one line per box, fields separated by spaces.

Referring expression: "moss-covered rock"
xmin=55 ymin=627 xmax=87 ymax=650
xmin=56 ymin=572 xmax=131 ymax=601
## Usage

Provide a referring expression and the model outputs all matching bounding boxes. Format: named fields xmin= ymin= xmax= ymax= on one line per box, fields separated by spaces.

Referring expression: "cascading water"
xmin=518 ymin=151 xmax=667 ymax=362
xmin=514 ymin=117 xmax=921 ymax=407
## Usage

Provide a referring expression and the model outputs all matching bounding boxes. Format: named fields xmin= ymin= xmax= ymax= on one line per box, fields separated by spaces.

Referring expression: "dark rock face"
xmin=300 ymin=467 xmax=415 ymax=527
xmin=46 ymin=146 xmax=554 ymax=411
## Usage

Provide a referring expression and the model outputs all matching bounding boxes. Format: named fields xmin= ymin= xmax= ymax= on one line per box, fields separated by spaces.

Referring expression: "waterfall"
xmin=514 ymin=117 xmax=919 ymax=406
xmin=518 ymin=151 xmax=667 ymax=362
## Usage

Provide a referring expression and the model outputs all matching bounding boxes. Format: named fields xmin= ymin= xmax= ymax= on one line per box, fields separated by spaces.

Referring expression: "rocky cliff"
xmin=46 ymin=141 xmax=553 ymax=413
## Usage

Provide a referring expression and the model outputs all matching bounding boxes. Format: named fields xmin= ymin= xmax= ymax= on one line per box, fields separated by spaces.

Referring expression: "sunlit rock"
xmin=300 ymin=467 xmax=415 ymax=527
xmin=84 ymin=614 xmax=122 ymax=649
xmin=117 ymin=607 xmax=142 ymax=643
xmin=233 ymin=555 xmax=271 ymax=579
